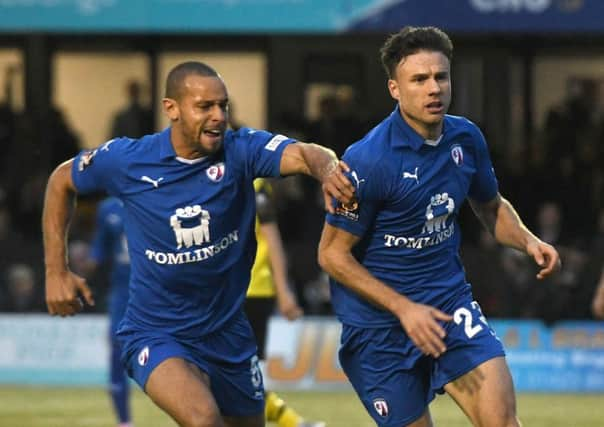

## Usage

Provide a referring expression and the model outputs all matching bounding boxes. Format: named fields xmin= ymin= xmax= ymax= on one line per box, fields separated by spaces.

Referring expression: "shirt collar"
xmin=159 ymin=127 xmax=176 ymax=160
xmin=390 ymin=105 xmax=446 ymax=151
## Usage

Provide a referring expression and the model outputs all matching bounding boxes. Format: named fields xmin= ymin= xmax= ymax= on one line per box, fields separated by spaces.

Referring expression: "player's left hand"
xmin=526 ymin=239 xmax=561 ymax=279
xmin=322 ymin=160 xmax=355 ymax=214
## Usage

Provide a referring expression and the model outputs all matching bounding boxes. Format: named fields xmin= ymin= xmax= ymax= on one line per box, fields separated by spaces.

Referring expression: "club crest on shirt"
xmin=451 ymin=144 xmax=463 ymax=166
xmin=373 ymin=398 xmax=389 ymax=417
xmin=335 ymin=198 xmax=359 ymax=222
xmin=77 ymin=149 xmax=97 ymax=171
xmin=206 ymin=162 xmax=225 ymax=182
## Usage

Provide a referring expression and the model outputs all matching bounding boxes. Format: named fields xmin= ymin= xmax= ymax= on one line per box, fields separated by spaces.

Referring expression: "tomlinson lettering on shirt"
xmin=383 ymin=223 xmax=455 ymax=250
xmin=145 ymin=230 xmax=239 ymax=265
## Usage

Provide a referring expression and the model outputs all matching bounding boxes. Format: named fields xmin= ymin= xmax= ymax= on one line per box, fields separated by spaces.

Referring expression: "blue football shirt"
xmin=326 ymin=107 xmax=498 ymax=327
xmin=89 ymin=197 xmax=130 ymax=331
xmin=72 ymin=127 xmax=294 ymax=338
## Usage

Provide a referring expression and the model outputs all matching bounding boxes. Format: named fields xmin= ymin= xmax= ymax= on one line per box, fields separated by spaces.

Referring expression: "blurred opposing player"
xmin=42 ymin=61 xmax=354 ymax=427
xmin=245 ymin=178 xmax=325 ymax=427
xmin=591 ymin=267 xmax=604 ymax=319
xmin=88 ymin=197 xmax=133 ymax=427
xmin=318 ymin=27 xmax=561 ymax=427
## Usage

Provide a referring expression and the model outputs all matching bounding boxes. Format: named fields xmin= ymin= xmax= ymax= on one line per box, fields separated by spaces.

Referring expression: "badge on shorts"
xmin=138 ymin=346 xmax=149 ymax=366
xmin=373 ymin=398 xmax=389 ymax=417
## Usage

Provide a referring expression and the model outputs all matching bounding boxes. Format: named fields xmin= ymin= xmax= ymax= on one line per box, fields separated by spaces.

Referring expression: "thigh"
xmin=444 ymin=357 xmax=519 ymax=427
xmin=146 ymin=357 xmax=223 ymax=427
xmin=431 ymin=299 xmax=505 ymax=392
xmin=210 ymin=354 xmax=265 ymax=418
xmin=339 ymin=325 xmax=433 ymax=427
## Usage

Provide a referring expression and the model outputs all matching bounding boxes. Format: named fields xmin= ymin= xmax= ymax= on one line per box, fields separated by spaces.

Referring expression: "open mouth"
xmin=202 ymin=129 xmax=224 ymax=143
xmin=426 ymin=101 xmax=444 ymax=113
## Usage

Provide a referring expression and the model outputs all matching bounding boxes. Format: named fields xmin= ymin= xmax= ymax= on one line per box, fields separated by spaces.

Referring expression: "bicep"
xmin=319 ymin=222 xmax=361 ymax=255
xmin=51 ymin=159 xmax=78 ymax=193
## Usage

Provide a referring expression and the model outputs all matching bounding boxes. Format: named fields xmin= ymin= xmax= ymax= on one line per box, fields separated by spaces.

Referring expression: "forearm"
xmin=318 ymin=246 xmax=410 ymax=316
xmin=473 ymin=195 xmax=539 ymax=253
xmin=43 ymin=160 xmax=77 ymax=275
xmin=281 ymin=142 xmax=338 ymax=182
xmin=493 ymin=197 xmax=540 ymax=252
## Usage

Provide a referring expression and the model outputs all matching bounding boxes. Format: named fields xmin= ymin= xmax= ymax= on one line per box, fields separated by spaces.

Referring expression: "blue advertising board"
xmin=1 ymin=315 xmax=604 ymax=391
xmin=0 ymin=0 xmax=603 ymax=33
xmin=493 ymin=320 xmax=604 ymax=392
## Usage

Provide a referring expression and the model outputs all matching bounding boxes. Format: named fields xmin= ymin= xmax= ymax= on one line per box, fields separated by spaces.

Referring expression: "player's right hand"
xmin=322 ymin=160 xmax=355 ymax=214
xmin=398 ymin=302 xmax=452 ymax=358
xmin=45 ymin=270 xmax=95 ymax=317
xmin=277 ymin=288 xmax=303 ymax=321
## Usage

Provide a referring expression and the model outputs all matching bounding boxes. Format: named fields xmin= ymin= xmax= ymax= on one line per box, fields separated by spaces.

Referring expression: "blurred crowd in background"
xmin=0 ymin=64 xmax=602 ymax=323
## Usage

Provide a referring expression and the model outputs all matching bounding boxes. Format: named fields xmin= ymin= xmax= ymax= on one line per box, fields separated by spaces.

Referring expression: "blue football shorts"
xmin=119 ymin=314 xmax=264 ymax=417
xmin=339 ymin=296 xmax=505 ymax=427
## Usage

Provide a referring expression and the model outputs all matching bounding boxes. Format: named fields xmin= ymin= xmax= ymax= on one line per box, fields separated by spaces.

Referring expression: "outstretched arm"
xmin=42 ymin=159 xmax=94 ymax=316
xmin=279 ymin=142 xmax=354 ymax=213
xmin=470 ymin=193 xmax=561 ymax=279
xmin=318 ymin=222 xmax=452 ymax=357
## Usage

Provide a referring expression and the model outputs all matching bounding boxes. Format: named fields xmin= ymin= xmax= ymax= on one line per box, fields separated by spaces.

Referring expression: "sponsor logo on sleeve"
xmin=335 ymin=198 xmax=359 ymax=222
xmin=264 ymin=134 xmax=288 ymax=151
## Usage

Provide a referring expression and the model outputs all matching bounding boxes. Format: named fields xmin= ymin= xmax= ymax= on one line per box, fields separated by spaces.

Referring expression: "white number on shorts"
xmin=250 ymin=355 xmax=262 ymax=389
xmin=454 ymin=302 xmax=488 ymax=339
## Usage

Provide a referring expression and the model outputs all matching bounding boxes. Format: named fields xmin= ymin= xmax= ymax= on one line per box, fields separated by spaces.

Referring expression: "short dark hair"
xmin=380 ymin=26 xmax=453 ymax=79
xmin=165 ymin=61 xmax=220 ymax=99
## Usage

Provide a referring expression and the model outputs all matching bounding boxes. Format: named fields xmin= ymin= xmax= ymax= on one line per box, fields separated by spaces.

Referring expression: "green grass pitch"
xmin=0 ymin=386 xmax=603 ymax=426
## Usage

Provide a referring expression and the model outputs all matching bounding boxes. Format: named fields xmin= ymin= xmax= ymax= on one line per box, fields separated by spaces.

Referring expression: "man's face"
xmin=388 ymin=50 xmax=451 ymax=138
xmin=166 ymin=74 xmax=229 ymax=157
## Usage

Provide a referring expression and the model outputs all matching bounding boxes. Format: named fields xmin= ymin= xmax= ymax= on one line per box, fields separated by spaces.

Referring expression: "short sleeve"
xmin=71 ymin=138 xmax=127 ymax=196
xmin=234 ymin=128 xmax=296 ymax=179
xmin=468 ymin=126 xmax=499 ymax=202
xmin=325 ymin=147 xmax=386 ymax=237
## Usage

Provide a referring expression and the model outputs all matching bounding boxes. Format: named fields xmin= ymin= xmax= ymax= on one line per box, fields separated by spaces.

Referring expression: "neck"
xmin=171 ymin=133 xmax=206 ymax=160
xmin=399 ymin=110 xmax=443 ymax=140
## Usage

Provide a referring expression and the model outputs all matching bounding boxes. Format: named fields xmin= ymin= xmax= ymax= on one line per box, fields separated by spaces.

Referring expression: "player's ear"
xmin=388 ymin=79 xmax=400 ymax=101
xmin=162 ymin=97 xmax=179 ymax=122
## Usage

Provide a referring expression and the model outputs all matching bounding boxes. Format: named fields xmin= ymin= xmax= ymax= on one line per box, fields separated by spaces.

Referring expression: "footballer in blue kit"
xmin=89 ymin=197 xmax=133 ymax=427
xmin=318 ymin=27 xmax=561 ymax=427
xmin=43 ymin=61 xmax=354 ymax=427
